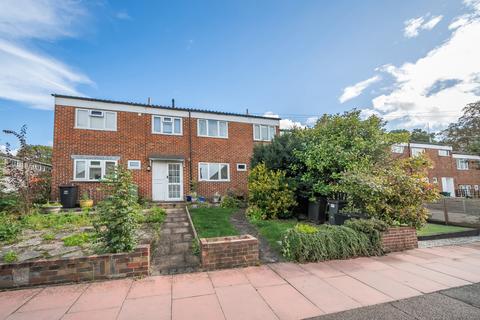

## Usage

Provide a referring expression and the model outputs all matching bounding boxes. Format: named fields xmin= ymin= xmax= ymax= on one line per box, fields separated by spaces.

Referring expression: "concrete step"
xmin=153 ymin=202 xmax=187 ymax=209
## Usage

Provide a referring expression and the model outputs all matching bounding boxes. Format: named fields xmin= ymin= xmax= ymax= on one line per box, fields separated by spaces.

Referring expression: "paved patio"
xmin=2 ymin=242 xmax=480 ymax=320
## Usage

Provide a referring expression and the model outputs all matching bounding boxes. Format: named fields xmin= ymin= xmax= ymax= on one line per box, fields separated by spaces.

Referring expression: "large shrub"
xmin=282 ymin=222 xmax=385 ymax=262
xmin=339 ymin=155 xmax=439 ymax=228
xmin=248 ymin=163 xmax=296 ymax=219
xmin=94 ymin=166 xmax=140 ymax=253
xmin=0 ymin=214 xmax=22 ymax=243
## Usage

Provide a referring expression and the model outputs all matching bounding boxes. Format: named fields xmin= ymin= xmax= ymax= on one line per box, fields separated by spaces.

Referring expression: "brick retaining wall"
xmin=0 ymin=244 xmax=149 ymax=289
xmin=381 ymin=227 xmax=418 ymax=252
xmin=200 ymin=235 xmax=259 ymax=270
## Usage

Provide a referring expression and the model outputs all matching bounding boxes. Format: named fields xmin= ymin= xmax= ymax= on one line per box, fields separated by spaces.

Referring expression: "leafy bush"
xmin=0 ymin=194 xmax=18 ymax=213
xmin=282 ymin=223 xmax=384 ymax=262
xmin=246 ymin=206 xmax=265 ymax=221
xmin=0 ymin=214 xmax=22 ymax=243
xmin=248 ymin=163 xmax=296 ymax=219
xmin=3 ymin=251 xmax=18 ymax=263
xmin=94 ymin=167 xmax=140 ymax=253
xmin=339 ymin=155 xmax=440 ymax=228
xmin=344 ymin=218 xmax=388 ymax=251
xmin=220 ymin=195 xmax=240 ymax=209
xmin=62 ymin=232 xmax=92 ymax=247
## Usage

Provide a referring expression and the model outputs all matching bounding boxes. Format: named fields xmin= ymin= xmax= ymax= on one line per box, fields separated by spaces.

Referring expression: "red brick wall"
xmin=200 ymin=235 xmax=259 ymax=270
xmin=381 ymin=227 xmax=418 ymax=252
xmin=51 ymin=104 xmax=276 ymax=202
xmin=394 ymin=145 xmax=480 ymax=193
xmin=0 ymin=245 xmax=149 ymax=289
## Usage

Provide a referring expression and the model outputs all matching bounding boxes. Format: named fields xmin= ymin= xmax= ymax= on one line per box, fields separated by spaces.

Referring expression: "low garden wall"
xmin=381 ymin=227 xmax=418 ymax=252
xmin=0 ymin=244 xmax=149 ymax=289
xmin=200 ymin=235 xmax=259 ymax=270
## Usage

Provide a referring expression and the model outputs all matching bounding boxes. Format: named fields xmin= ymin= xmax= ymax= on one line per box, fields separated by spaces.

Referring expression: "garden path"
xmin=150 ymin=206 xmax=200 ymax=275
xmin=229 ymin=209 xmax=283 ymax=263
xmin=2 ymin=242 xmax=480 ymax=319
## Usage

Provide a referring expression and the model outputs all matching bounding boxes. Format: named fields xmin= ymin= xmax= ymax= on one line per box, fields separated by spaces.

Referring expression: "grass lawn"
xmin=417 ymin=223 xmax=474 ymax=237
xmin=190 ymin=207 xmax=239 ymax=238
xmin=250 ymin=219 xmax=297 ymax=253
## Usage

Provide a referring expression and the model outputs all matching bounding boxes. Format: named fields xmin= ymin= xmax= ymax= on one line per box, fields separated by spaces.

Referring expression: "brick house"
xmin=51 ymin=95 xmax=280 ymax=203
xmin=392 ymin=142 xmax=480 ymax=197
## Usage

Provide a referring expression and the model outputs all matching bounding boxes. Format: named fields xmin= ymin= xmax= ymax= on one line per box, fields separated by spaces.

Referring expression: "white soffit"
xmin=452 ymin=154 xmax=480 ymax=160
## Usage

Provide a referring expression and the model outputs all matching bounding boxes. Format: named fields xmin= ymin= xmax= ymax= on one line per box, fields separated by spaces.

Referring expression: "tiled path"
xmin=2 ymin=242 xmax=480 ymax=320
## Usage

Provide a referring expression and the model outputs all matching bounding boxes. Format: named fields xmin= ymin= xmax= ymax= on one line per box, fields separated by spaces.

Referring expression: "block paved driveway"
xmin=2 ymin=242 xmax=480 ymax=320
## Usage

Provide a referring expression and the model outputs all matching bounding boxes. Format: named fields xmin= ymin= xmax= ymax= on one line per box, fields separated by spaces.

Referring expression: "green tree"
xmin=94 ymin=166 xmax=140 ymax=253
xmin=248 ymin=163 xmax=297 ymax=219
xmin=295 ymin=110 xmax=407 ymax=199
xmin=390 ymin=128 xmax=436 ymax=143
xmin=251 ymin=130 xmax=311 ymax=197
xmin=338 ymin=155 xmax=439 ymax=228
xmin=27 ymin=145 xmax=52 ymax=164
xmin=441 ymin=101 xmax=480 ymax=154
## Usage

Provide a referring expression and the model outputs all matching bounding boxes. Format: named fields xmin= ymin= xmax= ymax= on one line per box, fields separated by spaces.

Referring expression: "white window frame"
xmin=253 ymin=124 xmax=276 ymax=141
xmin=152 ymin=115 xmax=183 ymax=135
xmin=236 ymin=163 xmax=247 ymax=171
xmin=127 ymin=160 xmax=141 ymax=170
xmin=438 ymin=149 xmax=450 ymax=157
xmin=457 ymin=159 xmax=469 ymax=170
xmin=411 ymin=148 xmax=425 ymax=157
xmin=391 ymin=145 xmax=405 ymax=154
xmin=197 ymin=119 xmax=228 ymax=138
xmin=75 ymin=108 xmax=117 ymax=131
xmin=73 ymin=159 xmax=117 ymax=181
xmin=198 ymin=162 xmax=230 ymax=182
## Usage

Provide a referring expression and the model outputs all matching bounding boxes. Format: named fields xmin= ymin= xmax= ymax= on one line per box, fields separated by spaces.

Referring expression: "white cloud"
xmin=362 ymin=1 xmax=480 ymax=128
xmin=0 ymin=0 xmax=93 ymax=110
xmin=263 ymin=112 xmax=306 ymax=130
xmin=404 ymin=14 xmax=443 ymax=38
xmin=339 ymin=75 xmax=381 ymax=103
xmin=305 ymin=116 xmax=319 ymax=127
xmin=115 ymin=11 xmax=132 ymax=20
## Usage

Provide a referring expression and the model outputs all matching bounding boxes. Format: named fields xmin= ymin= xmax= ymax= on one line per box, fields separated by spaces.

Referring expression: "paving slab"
xmin=242 ymin=265 xmax=286 ymax=288
xmin=378 ymin=268 xmax=448 ymax=293
xmin=172 ymin=294 xmax=224 ymax=320
xmin=288 ymin=275 xmax=361 ymax=314
xmin=118 ymin=295 xmax=171 ymax=320
xmin=17 ymin=284 xmax=87 ymax=312
xmin=257 ymin=283 xmax=323 ymax=320
xmin=62 ymin=307 xmax=120 ymax=320
xmin=6 ymin=307 xmax=66 ymax=320
xmin=269 ymin=262 xmax=310 ymax=279
xmin=127 ymin=275 xmax=172 ymax=299
xmin=0 ymin=288 xmax=41 ymax=319
xmin=208 ymin=268 xmax=250 ymax=288
xmin=172 ymin=272 xmax=214 ymax=299
xmin=215 ymin=283 xmax=278 ymax=320
xmin=299 ymin=262 xmax=344 ymax=278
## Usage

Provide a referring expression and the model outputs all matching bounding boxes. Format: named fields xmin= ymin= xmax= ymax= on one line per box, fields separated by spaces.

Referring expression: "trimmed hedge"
xmin=282 ymin=219 xmax=388 ymax=262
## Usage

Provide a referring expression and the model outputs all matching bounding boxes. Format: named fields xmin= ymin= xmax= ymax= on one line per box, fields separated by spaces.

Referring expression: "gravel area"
xmin=419 ymin=235 xmax=480 ymax=248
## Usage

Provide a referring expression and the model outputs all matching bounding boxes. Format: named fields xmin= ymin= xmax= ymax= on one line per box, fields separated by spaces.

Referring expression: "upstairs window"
xmin=75 ymin=109 xmax=117 ymax=131
xmin=457 ymin=159 xmax=469 ymax=170
xmin=198 ymin=119 xmax=228 ymax=138
xmin=411 ymin=148 xmax=425 ymax=157
xmin=74 ymin=159 xmax=117 ymax=181
xmin=438 ymin=150 xmax=450 ymax=157
xmin=152 ymin=116 xmax=182 ymax=135
xmin=199 ymin=163 xmax=229 ymax=181
xmin=391 ymin=145 xmax=405 ymax=154
xmin=254 ymin=124 xmax=275 ymax=141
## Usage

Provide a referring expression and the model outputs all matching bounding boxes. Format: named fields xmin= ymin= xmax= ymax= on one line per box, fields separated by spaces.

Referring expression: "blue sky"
xmin=1 ymin=0 xmax=480 ymax=148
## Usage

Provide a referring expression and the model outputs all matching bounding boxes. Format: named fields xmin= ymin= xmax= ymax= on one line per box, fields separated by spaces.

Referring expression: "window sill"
xmin=197 ymin=135 xmax=229 ymax=140
xmin=74 ymin=127 xmax=117 ymax=132
xmin=151 ymin=132 xmax=183 ymax=136
xmin=199 ymin=180 xmax=231 ymax=183
xmin=71 ymin=180 xmax=102 ymax=183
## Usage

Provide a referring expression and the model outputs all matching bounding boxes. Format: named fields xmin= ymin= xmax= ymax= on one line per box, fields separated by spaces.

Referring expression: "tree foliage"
xmin=94 ymin=166 xmax=140 ymax=253
xmin=294 ymin=110 xmax=407 ymax=199
xmin=441 ymin=101 xmax=480 ymax=154
xmin=248 ymin=163 xmax=297 ymax=219
xmin=338 ymin=155 xmax=439 ymax=228
xmin=390 ymin=128 xmax=436 ymax=143
xmin=2 ymin=125 xmax=48 ymax=214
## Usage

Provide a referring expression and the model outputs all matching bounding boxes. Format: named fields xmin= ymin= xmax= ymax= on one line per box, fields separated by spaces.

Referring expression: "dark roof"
xmin=52 ymin=94 xmax=280 ymax=121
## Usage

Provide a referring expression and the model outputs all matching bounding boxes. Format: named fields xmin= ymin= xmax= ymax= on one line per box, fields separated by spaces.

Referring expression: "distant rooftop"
xmin=52 ymin=94 xmax=280 ymax=121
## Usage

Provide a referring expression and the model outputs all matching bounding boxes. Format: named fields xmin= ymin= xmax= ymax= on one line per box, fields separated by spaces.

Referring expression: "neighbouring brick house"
xmin=392 ymin=142 xmax=480 ymax=197
xmin=51 ymin=95 xmax=280 ymax=203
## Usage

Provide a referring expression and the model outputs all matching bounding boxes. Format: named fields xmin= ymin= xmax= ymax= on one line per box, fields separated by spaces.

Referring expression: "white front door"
xmin=441 ymin=177 xmax=455 ymax=197
xmin=152 ymin=162 xmax=183 ymax=201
